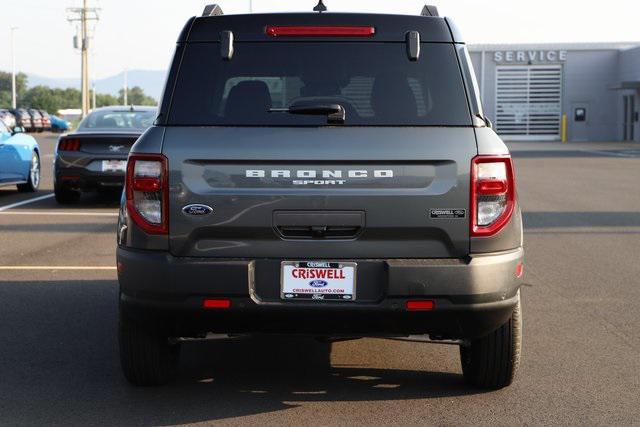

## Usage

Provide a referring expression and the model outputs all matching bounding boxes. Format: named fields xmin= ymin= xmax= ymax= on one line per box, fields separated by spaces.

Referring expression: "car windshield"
xmin=80 ymin=110 xmax=157 ymax=130
xmin=168 ymin=42 xmax=472 ymax=126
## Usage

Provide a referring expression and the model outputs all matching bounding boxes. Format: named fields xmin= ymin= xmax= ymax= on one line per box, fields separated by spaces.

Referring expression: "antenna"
xmin=313 ymin=0 xmax=327 ymax=13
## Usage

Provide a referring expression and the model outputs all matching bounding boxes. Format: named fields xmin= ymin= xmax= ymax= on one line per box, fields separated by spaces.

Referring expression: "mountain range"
xmin=27 ymin=70 xmax=167 ymax=101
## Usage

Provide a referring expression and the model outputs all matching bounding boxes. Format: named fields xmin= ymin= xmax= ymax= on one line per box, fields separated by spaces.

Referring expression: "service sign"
xmin=281 ymin=261 xmax=356 ymax=301
xmin=494 ymin=50 xmax=567 ymax=63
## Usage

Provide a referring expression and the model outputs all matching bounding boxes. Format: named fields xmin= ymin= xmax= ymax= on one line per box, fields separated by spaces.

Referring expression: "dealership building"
xmin=468 ymin=43 xmax=640 ymax=142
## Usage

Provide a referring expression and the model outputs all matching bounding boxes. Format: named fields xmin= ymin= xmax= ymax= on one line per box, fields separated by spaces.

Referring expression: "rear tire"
xmin=17 ymin=152 xmax=41 ymax=193
xmin=460 ymin=291 xmax=522 ymax=389
xmin=54 ymin=182 xmax=81 ymax=204
xmin=119 ymin=310 xmax=180 ymax=386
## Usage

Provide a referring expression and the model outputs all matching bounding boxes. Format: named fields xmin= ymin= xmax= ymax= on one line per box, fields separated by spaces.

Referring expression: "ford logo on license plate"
xmin=309 ymin=279 xmax=329 ymax=288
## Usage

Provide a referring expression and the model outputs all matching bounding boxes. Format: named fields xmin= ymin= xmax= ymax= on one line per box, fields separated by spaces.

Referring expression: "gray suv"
xmin=117 ymin=4 xmax=524 ymax=389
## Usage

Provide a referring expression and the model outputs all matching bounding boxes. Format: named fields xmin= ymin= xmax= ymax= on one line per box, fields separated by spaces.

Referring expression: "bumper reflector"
xmin=516 ymin=262 xmax=524 ymax=278
xmin=203 ymin=299 xmax=231 ymax=309
xmin=406 ymin=300 xmax=435 ymax=311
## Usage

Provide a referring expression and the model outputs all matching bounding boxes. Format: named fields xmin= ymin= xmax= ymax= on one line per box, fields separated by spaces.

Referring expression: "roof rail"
xmin=313 ymin=0 xmax=328 ymax=13
xmin=202 ymin=4 xmax=223 ymax=17
xmin=421 ymin=5 xmax=440 ymax=17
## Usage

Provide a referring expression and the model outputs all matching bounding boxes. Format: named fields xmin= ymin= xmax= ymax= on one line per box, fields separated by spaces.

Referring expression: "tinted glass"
xmin=79 ymin=110 xmax=157 ymax=130
xmin=168 ymin=43 xmax=471 ymax=126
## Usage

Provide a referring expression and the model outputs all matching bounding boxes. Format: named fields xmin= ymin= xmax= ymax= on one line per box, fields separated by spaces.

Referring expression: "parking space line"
xmin=0 ymin=194 xmax=55 ymax=212
xmin=0 ymin=211 xmax=118 ymax=217
xmin=582 ymin=150 xmax=638 ymax=158
xmin=0 ymin=266 xmax=116 ymax=270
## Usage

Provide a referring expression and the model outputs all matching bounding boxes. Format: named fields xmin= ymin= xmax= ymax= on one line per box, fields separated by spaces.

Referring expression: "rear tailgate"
xmin=164 ymin=126 xmax=476 ymax=259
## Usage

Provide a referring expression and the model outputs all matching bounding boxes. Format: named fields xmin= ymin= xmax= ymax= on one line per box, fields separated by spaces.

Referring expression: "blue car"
xmin=0 ymin=122 xmax=40 ymax=192
xmin=50 ymin=115 xmax=71 ymax=132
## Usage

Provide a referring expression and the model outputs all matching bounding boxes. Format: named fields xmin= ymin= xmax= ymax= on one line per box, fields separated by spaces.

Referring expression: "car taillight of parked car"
xmin=470 ymin=155 xmax=516 ymax=237
xmin=125 ymin=154 xmax=168 ymax=235
xmin=58 ymin=138 xmax=81 ymax=151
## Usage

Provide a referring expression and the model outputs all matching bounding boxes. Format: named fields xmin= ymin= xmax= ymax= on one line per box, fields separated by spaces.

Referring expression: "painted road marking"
xmin=0 ymin=266 xmax=117 ymax=270
xmin=583 ymin=150 xmax=640 ymax=158
xmin=0 ymin=211 xmax=118 ymax=217
xmin=0 ymin=194 xmax=55 ymax=212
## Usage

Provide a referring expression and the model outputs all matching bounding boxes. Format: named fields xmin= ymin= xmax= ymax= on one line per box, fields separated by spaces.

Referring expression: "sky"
xmin=1 ymin=0 xmax=639 ymax=79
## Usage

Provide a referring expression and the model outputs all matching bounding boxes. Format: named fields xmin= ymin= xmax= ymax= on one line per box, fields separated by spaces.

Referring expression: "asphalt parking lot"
xmin=0 ymin=133 xmax=639 ymax=425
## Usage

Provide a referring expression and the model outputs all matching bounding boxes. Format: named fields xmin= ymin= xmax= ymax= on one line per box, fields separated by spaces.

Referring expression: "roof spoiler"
xmin=421 ymin=5 xmax=440 ymax=17
xmin=202 ymin=4 xmax=223 ymax=16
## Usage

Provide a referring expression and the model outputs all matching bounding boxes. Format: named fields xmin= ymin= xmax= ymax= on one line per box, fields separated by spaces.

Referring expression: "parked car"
xmin=50 ymin=115 xmax=71 ymax=132
xmin=53 ymin=106 xmax=157 ymax=203
xmin=0 ymin=109 xmax=16 ymax=130
xmin=9 ymin=108 xmax=33 ymax=131
xmin=0 ymin=121 xmax=40 ymax=192
xmin=39 ymin=110 xmax=52 ymax=131
xmin=117 ymin=4 xmax=524 ymax=389
xmin=27 ymin=109 xmax=44 ymax=133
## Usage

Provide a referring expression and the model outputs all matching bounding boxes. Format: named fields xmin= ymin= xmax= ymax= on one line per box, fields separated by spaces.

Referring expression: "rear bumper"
xmin=55 ymin=157 xmax=126 ymax=189
xmin=117 ymin=247 xmax=524 ymax=339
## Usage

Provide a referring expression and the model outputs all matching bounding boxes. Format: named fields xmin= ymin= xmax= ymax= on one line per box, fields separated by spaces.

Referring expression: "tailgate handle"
xmin=273 ymin=211 xmax=365 ymax=240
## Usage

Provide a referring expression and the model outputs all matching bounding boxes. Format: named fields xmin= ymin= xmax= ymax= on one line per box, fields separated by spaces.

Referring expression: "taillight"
xmin=265 ymin=26 xmax=376 ymax=37
xmin=58 ymin=138 xmax=81 ymax=151
xmin=471 ymin=155 xmax=516 ymax=237
xmin=125 ymin=154 xmax=168 ymax=235
xmin=406 ymin=300 xmax=435 ymax=311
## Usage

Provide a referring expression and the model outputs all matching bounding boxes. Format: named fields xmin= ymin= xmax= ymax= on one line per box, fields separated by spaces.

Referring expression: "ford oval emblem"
xmin=309 ymin=280 xmax=328 ymax=288
xmin=182 ymin=204 xmax=214 ymax=216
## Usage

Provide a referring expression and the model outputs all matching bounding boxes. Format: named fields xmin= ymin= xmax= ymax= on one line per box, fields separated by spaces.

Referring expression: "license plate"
xmin=102 ymin=160 xmax=127 ymax=172
xmin=281 ymin=261 xmax=356 ymax=301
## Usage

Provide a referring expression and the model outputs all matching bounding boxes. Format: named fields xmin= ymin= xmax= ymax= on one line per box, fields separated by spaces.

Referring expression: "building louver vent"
xmin=495 ymin=65 xmax=563 ymax=140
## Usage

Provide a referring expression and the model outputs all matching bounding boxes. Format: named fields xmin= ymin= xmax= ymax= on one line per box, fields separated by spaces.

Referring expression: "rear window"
xmin=80 ymin=110 xmax=156 ymax=130
xmin=168 ymin=43 xmax=471 ymax=126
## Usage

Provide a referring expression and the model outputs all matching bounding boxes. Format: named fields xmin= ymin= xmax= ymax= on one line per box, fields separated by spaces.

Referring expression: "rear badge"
xmin=430 ymin=209 xmax=466 ymax=219
xmin=182 ymin=204 xmax=214 ymax=216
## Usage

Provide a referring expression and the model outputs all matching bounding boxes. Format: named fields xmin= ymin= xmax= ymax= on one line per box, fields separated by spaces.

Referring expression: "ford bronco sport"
xmin=117 ymin=3 xmax=524 ymax=389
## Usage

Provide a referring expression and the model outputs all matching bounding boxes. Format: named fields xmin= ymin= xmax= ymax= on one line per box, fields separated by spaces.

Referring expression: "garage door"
xmin=495 ymin=65 xmax=563 ymax=140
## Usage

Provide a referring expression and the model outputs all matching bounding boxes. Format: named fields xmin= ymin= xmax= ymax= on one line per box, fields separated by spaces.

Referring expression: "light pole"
xmin=10 ymin=27 xmax=18 ymax=109
xmin=123 ymin=67 xmax=128 ymax=106
xmin=249 ymin=0 xmax=253 ymax=12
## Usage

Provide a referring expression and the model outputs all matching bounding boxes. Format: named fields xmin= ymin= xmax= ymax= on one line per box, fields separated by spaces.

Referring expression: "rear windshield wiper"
xmin=269 ymin=103 xmax=345 ymax=124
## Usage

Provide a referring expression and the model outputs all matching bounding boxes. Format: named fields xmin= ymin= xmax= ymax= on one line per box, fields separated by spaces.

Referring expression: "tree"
xmin=95 ymin=92 xmax=119 ymax=108
xmin=1 ymin=69 xmax=156 ymax=113
xmin=20 ymin=86 xmax=81 ymax=113
xmin=0 ymin=71 xmax=28 ymax=107
xmin=118 ymin=86 xmax=157 ymax=106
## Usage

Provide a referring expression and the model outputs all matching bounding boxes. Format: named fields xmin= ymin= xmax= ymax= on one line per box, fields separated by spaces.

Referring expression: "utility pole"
xmin=10 ymin=27 xmax=18 ymax=109
xmin=249 ymin=0 xmax=253 ymax=12
xmin=67 ymin=1 xmax=100 ymax=118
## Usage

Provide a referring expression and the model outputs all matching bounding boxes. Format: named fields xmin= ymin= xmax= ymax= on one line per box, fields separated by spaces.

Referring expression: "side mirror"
xmin=11 ymin=126 xmax=25 ymax=135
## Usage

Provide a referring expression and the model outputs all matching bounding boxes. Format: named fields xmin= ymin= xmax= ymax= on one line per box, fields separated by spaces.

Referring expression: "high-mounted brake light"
xmin=58 ymin=138 xmax=81 ymax=151
xmin=125 ymin=154 xmax=168 ymax=235
xmin=470 ymin=155 xmax=516 ymax=237
xmin=265 ymin=26 xmax=376 ymax=37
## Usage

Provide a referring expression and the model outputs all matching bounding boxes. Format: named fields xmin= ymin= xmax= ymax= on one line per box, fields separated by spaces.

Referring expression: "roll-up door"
xmin=495 ymin=65 xmax=563 ymax=140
